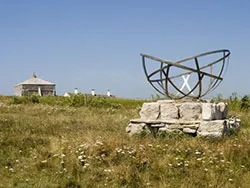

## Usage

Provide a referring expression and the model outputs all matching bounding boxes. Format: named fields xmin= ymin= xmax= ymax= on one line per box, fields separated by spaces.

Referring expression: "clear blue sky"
xmin=0 ymin=0 xmax=249 ymax=99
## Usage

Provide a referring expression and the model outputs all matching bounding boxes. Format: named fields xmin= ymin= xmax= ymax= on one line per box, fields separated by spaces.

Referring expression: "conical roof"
xmin=16 ymin=74 xmax=55 ymax=86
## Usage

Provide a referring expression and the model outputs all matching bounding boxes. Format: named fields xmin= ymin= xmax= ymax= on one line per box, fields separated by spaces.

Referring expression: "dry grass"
xmin=0 ymin=96 xmax=249 ymax=187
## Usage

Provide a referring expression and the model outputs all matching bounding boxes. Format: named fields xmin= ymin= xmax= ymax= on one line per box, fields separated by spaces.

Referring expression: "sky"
xmin=0 ymin=0 xmax=250 ymax=99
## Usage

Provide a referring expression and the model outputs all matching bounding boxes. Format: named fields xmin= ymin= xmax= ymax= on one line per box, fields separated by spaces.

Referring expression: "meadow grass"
xmin=0 ymin=96 xmax=249 ymax=187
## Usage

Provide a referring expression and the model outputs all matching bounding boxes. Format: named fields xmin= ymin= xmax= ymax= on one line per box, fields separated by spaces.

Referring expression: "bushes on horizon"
xmin=240 ymin=95 xmax=250 ymax=110
xmin=10 ymin=94 xmax=125 ymax=109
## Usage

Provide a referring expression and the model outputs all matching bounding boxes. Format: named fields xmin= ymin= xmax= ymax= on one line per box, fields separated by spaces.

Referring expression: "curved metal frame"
xmin=141 ymin=49 xmax=230 ymax=100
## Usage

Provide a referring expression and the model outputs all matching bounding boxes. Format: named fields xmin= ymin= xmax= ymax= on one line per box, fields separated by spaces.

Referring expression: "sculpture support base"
xmin=126 ymin=100 xmax=241 ymax=138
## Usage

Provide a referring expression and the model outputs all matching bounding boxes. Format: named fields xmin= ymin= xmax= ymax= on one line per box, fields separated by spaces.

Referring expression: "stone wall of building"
xmin=126 ymin=100 xmax=241 ymax=138
xmin=15 ymin=85 xmax=56 ymax=96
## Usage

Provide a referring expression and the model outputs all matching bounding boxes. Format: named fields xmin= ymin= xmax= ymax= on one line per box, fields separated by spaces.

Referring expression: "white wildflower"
xmin=104 ymin=169 xmax=112 ymax=172
xmin=195 ymin=151 xmax=201 ymax=155
xmin=9 ymin=168 xmax=14 ymax=172
xmin=52 ymin=154 xmax=60 ymax=157
xmin=61 ymin=154 xmax=66 ymax=158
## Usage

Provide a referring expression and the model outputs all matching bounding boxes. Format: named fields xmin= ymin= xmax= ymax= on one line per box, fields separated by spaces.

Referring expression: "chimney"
xmin=91 ymin=89 xmax=95 ymax=96
xmin=74 ymin=88 xmax=79 ymax=95
xmin=32 ymin=72 xmax=37 ymax=78
xmin=107 ymin=90 xmax=111 ymax=97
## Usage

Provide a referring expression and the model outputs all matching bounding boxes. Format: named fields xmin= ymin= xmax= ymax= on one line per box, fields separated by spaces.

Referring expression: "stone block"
xmin=183 ymin=124 xmax=200 ymax=129
xmin=139 ymin=102 xmax=160 ymax=120
xmin=126 ymin=123 xmax=150 ymax=136
xmin=227 ymin=118 xmax=241 ymax=133
xmin=183 ymin=128 xmax=197 ymax=134
xmin=218 ymin=102 xmax=228 ymax=119
xmin=198 ymin=120 xmax=227 ymax=133
xmin=151 ymin=123 xmax=165 ymax=128
xmin=160 ymin=103 xmax=179 ymax=120
xmin=179 ymin=102 xmax=201 ymax=121
xmin=157 ymin=100 xmax=175 ymax=103
xmin=158 ymin=127 xmax=182 ymax=134
xmin=202 ymin=103 xmax=216 ymax=120
xmin=167 ymin=124 xmax=183 ymax=129
xmin=214 ymin=103 xmax=222 ymax=120
xmin=197 ymin=132 xmax=223 ymax=138
xmin=202 ymin=102 xmax=228 ymax=121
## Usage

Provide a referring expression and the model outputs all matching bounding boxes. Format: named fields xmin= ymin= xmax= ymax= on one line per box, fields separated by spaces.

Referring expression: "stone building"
xmin=14 ymin=74 xmax=56 ymax=96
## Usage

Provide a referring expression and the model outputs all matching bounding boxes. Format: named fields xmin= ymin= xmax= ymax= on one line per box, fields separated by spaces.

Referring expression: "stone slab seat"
xmin=130 ymin=119 xmax=201 ymax=124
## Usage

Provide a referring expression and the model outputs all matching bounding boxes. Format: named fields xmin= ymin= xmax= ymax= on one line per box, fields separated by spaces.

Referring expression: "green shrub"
xmin=240 ymin=95 xmax=250 ymax=110
xmin=87 ymin=96 xmax=121 ymax=109
xmin=30 ymin=95 xmax=40 ymax=104
xmin=11 ymin=96 xmax=29 ymax=104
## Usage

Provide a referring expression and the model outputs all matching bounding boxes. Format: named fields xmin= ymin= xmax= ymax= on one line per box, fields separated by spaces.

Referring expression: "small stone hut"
xmin=14 ymin=74 xmax=56 ymax=96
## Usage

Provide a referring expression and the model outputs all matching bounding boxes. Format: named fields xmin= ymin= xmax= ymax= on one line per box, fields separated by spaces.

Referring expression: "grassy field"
xmin=0 ymin=96 xmax=249 ymax=188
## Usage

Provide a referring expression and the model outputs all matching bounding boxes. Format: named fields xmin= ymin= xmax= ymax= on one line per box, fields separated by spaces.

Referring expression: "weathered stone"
xmin=128 ymin=101 xmax=240 ymax=138
xmin=227 ymin=118 xmax=241 ymax=133
xmin=158 ymin=127 xmax=182 ymax=134
xmin=202 ymin=103 xmax=216 ymax=120
xmin=158 ymin=127 xmax=169 ymax=132
xmin=197 ymin=132 xmax=223 ymax=138
xmin=202 ymin=102 xmax=228 ymax=120
xmin=151 ymin=123 xmax=165 ymax=128
xmin=218 ymin=102 xmax=228 ymax=119
xmin=179 ymin=102 xmax=201 ymax=121
xmin=167 ymin=124 xmax=183 ymax=129
xmin=214 ymin=103 xmax=222 ymax=120
xmin=126 ymin=123 xmax=150 ymax=136
xmin=183 ymin=124 xmax=200 ymax=129
xmin=157 ymin=99 xmax=175 ymax=103
xmin=130 ymin=119 xmax=200 ymax=124
xmin=198 ymin=120 xmax=227 ymax=133
xmin=183 ymin=128 xmax=197 ymax=134
xmin=160 ymin=103 xmax=179 ymax=120
xmin=139 ymin=102 xmax=160 ymax=120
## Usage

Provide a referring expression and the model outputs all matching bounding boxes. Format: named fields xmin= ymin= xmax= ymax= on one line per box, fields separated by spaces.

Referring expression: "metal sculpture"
xmin=141 ymin=49 xmax=230 ymax=99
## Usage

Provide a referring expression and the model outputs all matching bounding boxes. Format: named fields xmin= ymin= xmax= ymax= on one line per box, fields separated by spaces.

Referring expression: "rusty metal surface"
xmin=141 ymin=49 xmax=230 ymax=99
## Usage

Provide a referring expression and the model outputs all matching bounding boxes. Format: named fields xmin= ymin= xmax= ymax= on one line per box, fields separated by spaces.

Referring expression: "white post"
xmin=38 ymin=87 xmax=42 ymax=96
